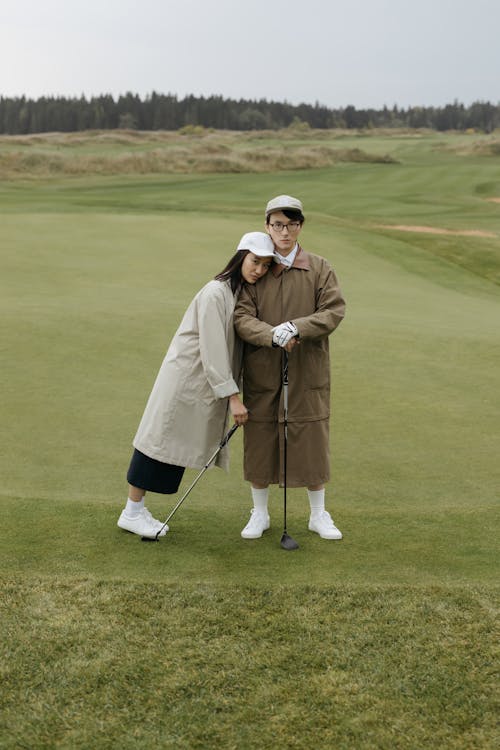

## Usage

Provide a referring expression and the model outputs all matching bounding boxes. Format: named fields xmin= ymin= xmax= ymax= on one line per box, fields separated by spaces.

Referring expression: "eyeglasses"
xmin=269 ymin=221 xmax=301 ymax=233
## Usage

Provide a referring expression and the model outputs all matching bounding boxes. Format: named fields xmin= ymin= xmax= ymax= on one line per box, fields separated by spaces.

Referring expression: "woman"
xmin=117 ymin=231 xmax=276 ymax=538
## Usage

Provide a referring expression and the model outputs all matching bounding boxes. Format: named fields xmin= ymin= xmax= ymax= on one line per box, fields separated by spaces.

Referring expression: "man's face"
xmin=266 ymin=211 xmax=302 ymax=255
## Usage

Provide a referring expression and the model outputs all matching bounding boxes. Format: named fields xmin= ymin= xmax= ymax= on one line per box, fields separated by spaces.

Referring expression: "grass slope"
xmin=1 ymin=212 xmax=498 ymax=587
xmin=1 ymin=132 xmax=499 ymax=748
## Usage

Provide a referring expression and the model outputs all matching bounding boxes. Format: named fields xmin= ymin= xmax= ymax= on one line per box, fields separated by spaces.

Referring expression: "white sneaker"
xmin=308 ymin=511 xmax=342 ymax=540
xmin=241 ymin=509 xmax=270 ymax=539
xmin=117 ymin=507 xmax=168 ymax=538
xmin=142 ymin=507 xmax=169 ymax=534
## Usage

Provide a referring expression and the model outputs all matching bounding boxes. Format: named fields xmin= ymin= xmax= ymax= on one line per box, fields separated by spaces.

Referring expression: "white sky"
xmin=1 ymin=0 xmax=498 ymax=109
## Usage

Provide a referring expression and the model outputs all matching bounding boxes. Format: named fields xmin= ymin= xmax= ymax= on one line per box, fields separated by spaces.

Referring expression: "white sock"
xmin=308 ymin=489 xmax=325 ymax=517
xmin=251 ymin=487 xmax=269 ymax=514
xmin=125 ymin=496 xmax=144 ymax=516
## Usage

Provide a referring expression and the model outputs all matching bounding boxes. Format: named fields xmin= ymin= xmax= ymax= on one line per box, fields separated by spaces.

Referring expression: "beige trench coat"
xmin=233 ymin=247 xmax=345 ymax=487
xmin=133 ymin=280 xmax=241 ymax=471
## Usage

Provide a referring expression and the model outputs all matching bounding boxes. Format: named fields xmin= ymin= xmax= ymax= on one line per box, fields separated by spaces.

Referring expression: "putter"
xmin=141 ymin=423 xmax=240 ymax=542
xmin=280 ymin=351 xmax=299 ymax=551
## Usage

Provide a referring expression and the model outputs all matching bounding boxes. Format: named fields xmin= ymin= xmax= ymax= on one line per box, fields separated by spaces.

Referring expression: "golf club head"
xmin=141 ymin=534 xmax=160 ymax=542
xmin=280 ymin=532 xmax=299 ymax=551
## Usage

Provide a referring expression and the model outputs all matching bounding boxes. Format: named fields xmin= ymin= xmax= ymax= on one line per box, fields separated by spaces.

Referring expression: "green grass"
xmin=1 ymin=581 xmax=497 ymax=750
xmin=1 ymin=131 xmax=499 ymax=748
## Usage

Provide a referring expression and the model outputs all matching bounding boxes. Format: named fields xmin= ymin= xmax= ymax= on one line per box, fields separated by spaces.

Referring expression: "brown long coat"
xmin=233 ymin=246 xmax=345 ymax=487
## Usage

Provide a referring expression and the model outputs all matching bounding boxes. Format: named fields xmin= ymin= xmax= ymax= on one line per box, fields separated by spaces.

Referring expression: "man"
xmin=233 ymin=195 xmax=345 ymax=540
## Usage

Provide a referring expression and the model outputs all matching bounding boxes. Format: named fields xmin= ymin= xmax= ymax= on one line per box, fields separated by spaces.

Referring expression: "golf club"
xmin=280 ymin=351 xmax=299 ymax=551
xmin=141 ymin=422 xmax=240 ymax=542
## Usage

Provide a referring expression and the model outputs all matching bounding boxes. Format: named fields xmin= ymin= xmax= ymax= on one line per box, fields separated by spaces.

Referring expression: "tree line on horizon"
xmin=0 ymin=93 xmax=498 ymax=135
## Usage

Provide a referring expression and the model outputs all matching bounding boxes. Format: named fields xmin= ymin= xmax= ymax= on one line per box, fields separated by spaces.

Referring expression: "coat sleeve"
xmin=233 ymin=284 xmax=275 ymax=347
xmin=198 ymin=285 xmax=240 ymax=399
xmin=293 ymin=262 xmax=345 ymax=339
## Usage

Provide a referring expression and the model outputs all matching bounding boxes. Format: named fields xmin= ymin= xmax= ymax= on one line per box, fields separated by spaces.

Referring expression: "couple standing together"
xmin=118 ymin=194 xmax=346 ymax=541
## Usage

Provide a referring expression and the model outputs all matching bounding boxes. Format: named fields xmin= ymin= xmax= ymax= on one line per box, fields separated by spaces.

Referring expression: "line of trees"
xmin=0 ymin=93 xmax=498 ymax=134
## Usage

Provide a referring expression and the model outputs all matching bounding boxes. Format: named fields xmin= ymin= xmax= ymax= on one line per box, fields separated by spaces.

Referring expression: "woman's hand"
xmin=229 ymin=394 xmax=249 ymax=426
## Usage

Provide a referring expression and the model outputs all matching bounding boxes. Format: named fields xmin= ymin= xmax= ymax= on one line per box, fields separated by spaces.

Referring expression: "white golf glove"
xmin=272 ymin=321 xmax=298 ymax=348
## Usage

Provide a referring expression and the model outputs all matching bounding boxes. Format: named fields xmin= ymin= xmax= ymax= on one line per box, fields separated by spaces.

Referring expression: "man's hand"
xmin=272 ymin=321 xmax=298 ymax=348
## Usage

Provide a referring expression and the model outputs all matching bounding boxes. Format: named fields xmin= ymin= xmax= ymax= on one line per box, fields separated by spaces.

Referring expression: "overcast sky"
xmin=1 ymin=0 xmax=498 ymax=109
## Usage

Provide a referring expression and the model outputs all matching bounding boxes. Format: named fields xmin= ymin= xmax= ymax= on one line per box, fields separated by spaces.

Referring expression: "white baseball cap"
xmin=265 ymin=194 xmax=304 ymax=217
xmin=236 ymin=232 xmax=275 ymax=257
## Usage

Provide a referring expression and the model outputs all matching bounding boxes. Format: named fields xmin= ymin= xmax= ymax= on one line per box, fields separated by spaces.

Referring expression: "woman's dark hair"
xmin=214 ymin=250 xmax=249 ymax=294
xmin=266 ymin=207 xmax=305 ymax=225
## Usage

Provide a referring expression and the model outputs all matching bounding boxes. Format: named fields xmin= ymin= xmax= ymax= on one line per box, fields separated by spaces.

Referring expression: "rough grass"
xmin=434 ymin=134 xmax=500 ymax=157
xmin=2 ymin=126 xmax=498 ymax=179
xmin=0 ymin=142 xmax=394 ymax=179
xmin=0 ymin=130 xmax=397 ymax=176
xmin=1 ymin=580 xmax=498 ymax=750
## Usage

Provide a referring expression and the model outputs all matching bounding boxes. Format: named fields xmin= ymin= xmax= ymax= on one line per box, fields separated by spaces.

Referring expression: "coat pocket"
xmin=303 ymin=342 xmax=330 ymax=390
xmin=244 ymin=346 xmax=281 ymax=393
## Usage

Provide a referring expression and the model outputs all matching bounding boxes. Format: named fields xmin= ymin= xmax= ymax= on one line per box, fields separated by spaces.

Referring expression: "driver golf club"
xmin=141 ymin=423 xmax=240 ymax=542
xmin=280 ymin=351 xmax=299 ymax=551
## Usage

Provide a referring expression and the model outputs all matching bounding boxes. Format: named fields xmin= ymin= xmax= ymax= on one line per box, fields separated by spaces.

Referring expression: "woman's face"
xmin=241 ymin=252 xmax=273 ymax=284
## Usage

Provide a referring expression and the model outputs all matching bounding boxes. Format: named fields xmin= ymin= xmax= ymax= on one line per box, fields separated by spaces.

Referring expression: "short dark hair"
xmin=214 ymin=250 xmax=249 ymax=294
xmin=266 ymin=207 xmax=305 ymax=225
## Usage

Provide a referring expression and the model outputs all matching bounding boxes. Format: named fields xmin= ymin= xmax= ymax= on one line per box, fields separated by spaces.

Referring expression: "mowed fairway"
xmin=1 ymin=131 xmax=499 ymax=748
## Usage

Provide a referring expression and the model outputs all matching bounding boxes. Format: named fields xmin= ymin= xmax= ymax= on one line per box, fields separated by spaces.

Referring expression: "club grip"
xmin=219 ymin=423 xmax=239 ymax=448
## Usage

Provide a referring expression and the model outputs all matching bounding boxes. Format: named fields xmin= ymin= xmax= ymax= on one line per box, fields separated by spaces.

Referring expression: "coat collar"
xmin=271 ymin=245 xmax=310 ymax=277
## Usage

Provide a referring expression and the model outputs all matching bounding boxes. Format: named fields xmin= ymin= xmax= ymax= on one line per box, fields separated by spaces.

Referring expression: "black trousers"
xmin=127 ymin=449 xmax=185 ymax=494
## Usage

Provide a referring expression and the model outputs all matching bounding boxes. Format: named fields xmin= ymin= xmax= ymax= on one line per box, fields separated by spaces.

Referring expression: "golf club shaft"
xmin=155 ymin=423 xmax=239 ymax=537
xmin=283 ymin=351 xmax=289 ymax=533
xmin=280 ymin=350 xmax=298 ymax=550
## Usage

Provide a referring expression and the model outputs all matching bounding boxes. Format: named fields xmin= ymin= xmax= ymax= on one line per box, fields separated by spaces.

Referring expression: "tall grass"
xmin=0 ymin=129 xmax=397 ymax=177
